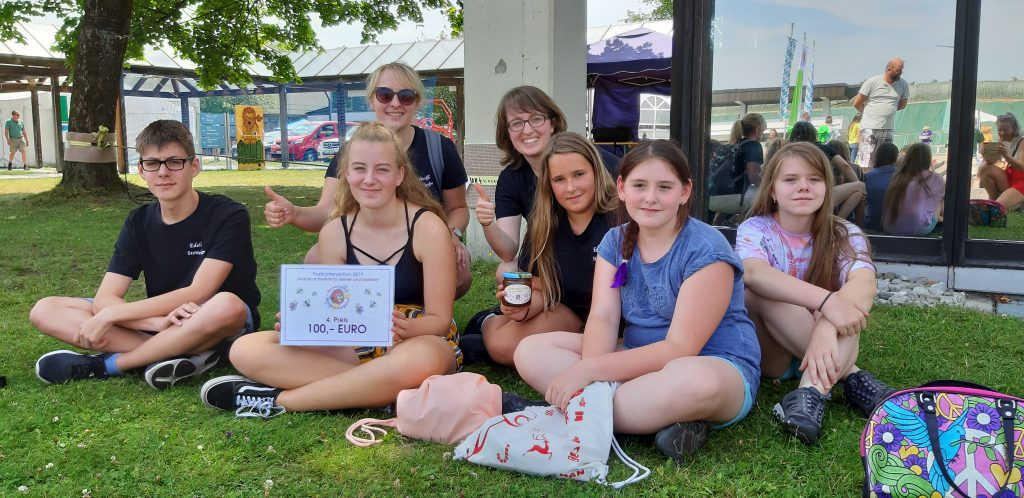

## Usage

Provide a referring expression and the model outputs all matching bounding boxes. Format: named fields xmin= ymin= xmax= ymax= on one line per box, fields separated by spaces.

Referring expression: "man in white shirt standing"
xmin=853 ymin=58 xmax=910 ymax=168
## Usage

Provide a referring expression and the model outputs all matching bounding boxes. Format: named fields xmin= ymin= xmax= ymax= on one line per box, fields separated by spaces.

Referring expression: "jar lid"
xmin=502 ymin=271 xmax=532 ymax=279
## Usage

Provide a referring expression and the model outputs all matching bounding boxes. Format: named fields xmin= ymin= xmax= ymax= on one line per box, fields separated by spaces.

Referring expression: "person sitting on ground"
xmin=201 ymin=122 xmax=459 ymax=418
xmin=826 ymin=139 xmax=865 ymax=182
xmin=790 ymin=121 xmax=866 ymax=225
xmin=977 ymin=112 xmax=1024 ymax=212
xmin=462 ymin=132 xmax=618 ymax=366
xmin=474 ymin=86 xmax=620 ymax=283
xmin=513 ymin=140 xmax=760 ymax=461
xmin=708 ymin=113 xmax=765 ymax=223
xmin=31 ymin=120 xmax=260 ymax=390
xmin=882 ymin=143 xmax=944 ymax=236
xmin=863 ymin=142 xmax=900 ymax=232
xmin=263 ymin=62 xmax=474 ymax=297
xmin=736 ymin=141 xmax=893 ymax=445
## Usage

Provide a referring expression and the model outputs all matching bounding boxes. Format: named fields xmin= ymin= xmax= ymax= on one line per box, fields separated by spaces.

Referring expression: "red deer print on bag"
xmin=467 ymin=412 xmax=538 ymax=458
xmin=524 ymin=434 xmax=553 ymax=459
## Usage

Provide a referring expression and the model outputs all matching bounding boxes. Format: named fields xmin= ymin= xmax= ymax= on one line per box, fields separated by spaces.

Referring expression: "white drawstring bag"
xmin=453 ymin=381 xmax=649 ymax=489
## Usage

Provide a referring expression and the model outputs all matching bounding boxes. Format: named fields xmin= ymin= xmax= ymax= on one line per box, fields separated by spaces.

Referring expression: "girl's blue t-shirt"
xmin=596 ymin=218 xmax=760 ymax=376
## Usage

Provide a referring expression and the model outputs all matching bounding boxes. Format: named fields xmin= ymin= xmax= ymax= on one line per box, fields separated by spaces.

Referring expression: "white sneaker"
xmin=143 ymin=350 xmax=222 ymax=390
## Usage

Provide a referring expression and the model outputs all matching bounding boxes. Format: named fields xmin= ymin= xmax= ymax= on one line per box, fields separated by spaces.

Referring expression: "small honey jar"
xmin=501 ymin=272 xmax=533 ymax=308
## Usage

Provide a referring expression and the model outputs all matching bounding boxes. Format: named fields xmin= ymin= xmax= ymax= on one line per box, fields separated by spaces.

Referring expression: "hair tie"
xmin=611 ymin=259 xmax=629 ymax=288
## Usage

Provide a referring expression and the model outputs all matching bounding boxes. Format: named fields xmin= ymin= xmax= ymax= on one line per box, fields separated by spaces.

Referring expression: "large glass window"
xmin=706 ymin=0 xmax=956 ymax=242
xmin=639 ymin=93 xmax=671 ymax=140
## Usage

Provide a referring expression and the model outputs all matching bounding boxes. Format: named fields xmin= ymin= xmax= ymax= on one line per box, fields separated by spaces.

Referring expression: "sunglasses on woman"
xmin=374 ymin=87 xmax=418 ymax=106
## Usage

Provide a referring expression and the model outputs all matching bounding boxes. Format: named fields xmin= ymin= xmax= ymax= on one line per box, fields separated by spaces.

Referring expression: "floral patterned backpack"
xmin=862 ymin=381 xmax=1023 ymax=498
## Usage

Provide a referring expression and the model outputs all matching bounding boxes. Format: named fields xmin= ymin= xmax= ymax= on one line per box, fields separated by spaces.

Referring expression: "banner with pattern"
xmin=779 ymin=37 xmax=797 ymax=123
xmin=802 ymin=45 xmax=815 ymax=117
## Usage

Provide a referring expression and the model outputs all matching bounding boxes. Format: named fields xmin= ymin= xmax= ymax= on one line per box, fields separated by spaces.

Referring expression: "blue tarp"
xmin=587 ymin=28 xmax=672 ymax=141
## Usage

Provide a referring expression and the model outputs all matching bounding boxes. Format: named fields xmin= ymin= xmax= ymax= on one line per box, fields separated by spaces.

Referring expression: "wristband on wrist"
xmin=818 ymin=291 xmax=835 ymax=312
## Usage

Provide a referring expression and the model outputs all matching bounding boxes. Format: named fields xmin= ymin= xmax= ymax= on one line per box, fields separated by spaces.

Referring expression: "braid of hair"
xmin=613 ymin=220 xmax=639 ymax=288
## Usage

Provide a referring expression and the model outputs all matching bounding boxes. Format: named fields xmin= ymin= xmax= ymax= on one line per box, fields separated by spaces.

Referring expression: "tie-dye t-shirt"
xmin=734 ymin=215 xmax=874 ymax=284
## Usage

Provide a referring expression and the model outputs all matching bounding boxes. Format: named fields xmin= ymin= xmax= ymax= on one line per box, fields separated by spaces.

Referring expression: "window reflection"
xmin=707 ymin=0 xmax=955 ymax=237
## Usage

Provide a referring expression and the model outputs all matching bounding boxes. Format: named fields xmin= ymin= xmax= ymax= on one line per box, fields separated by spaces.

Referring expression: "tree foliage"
xmin=0 ymin=0 xmax=462 ymax=89
xmin=0 ymin=0 xmax=462 ymax=193
xmin=622 ymin=0 xmax=672 ymax=23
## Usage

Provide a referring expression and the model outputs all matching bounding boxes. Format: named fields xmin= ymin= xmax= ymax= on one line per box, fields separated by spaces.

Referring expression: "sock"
xmin=103 ymin=353 xmax=124 ymax=376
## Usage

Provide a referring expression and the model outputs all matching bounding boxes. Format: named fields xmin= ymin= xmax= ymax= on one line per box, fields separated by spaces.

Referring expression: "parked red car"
xmin=268 ymin=121 xmax=339 ymax=162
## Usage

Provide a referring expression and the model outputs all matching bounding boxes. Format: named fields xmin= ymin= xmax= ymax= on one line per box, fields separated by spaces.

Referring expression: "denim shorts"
xmin=706 ymin=354 xmax=758 ymax=429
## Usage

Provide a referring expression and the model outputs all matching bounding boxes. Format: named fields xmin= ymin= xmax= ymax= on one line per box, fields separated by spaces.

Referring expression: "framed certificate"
xmin=279 ymin=264 xmax=395 ymax=347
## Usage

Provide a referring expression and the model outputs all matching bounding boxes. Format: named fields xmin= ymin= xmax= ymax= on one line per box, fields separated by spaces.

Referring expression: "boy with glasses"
xmin=30 ymin=120 xmax=261 ymax=390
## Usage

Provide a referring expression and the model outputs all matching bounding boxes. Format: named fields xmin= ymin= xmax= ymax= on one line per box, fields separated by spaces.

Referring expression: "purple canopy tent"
xmin=587 ymin=27 xmax=673 ymax=143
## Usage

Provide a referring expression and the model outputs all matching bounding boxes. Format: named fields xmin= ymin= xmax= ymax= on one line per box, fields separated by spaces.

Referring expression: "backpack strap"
xmin=919 ymin=392 xmax=971 ymax=498
xmin=606 ymin=437 xmax=651 ymax=489
xmin=345 ymin=417 xmax=399 ymax=447
xmin=423 ymin=128 xmax=445 ymax=193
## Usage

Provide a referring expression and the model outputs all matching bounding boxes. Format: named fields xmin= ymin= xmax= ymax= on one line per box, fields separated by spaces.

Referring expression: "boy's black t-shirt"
xmin=326 ymin=126 xmax=467 ymax=201
xmin=494 ymin=151 xmax=621 ymax=221
xmin=517 ymin=210 xmax=615 ymax=320
xmin=107 ymin=192 xmax=262 ymax=328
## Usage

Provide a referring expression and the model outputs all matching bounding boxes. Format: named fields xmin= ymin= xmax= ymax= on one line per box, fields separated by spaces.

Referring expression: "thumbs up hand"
xmin=264 ymin=186 xmax=296 ymax=228
xmin=473 ymin=183 xmax=496 ymax=227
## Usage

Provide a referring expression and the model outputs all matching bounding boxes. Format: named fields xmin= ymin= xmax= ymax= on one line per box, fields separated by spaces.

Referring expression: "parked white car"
xmin=317 ymin=125 xmax=359 ymax=163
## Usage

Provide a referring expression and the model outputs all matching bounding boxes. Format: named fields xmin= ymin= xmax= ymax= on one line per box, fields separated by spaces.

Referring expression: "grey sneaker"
xmin=773 ymin=387 xmax=830 ymax=445
xmin=843 ymin=370 xmax=896 ymax=418
xmin=200 ymin=375 xmax=285 ymax=419
xmin=654 ymin=421 xmax=709 ymax=460
xmin=143 ymin=350 xmax=222 ymax=390
xmin=35 ymin=350 xmax=113 ymax=384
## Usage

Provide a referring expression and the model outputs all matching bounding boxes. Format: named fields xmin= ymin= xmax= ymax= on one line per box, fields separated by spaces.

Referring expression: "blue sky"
xmin=712 ymin=0 xmax=1021 ymax=89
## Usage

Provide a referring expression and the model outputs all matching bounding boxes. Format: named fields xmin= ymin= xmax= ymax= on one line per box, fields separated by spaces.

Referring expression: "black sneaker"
xmin=35 ymin=350 xmax=113 ymax=384
xmin=773 ymin=386 xmax=830 ymax=445
xmin=458 ymin=334 xmax=494 ymax=365
xmin=501 ymin=392 xmax=547 ymax=414
xmin=200 ymin=375 xmax=285 ymax=418
xmin=463 ymin=305 xmax=501 ymax=336
xmin=143 ymin=349 xmax=222 ymax=390
xmin=843 ymin=370 xmax=896 ymax=418
xmin=654 ymin=421 xmax=709 ymax=460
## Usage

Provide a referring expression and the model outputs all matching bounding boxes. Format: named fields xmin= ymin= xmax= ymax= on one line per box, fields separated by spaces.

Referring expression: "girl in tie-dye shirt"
xmin=735 ymin=142 xmax=894 ymax=446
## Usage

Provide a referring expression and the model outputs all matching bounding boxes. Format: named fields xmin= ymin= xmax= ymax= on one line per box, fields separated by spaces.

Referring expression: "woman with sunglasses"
xmin=264 ymin=62 xmax=473 ymax=297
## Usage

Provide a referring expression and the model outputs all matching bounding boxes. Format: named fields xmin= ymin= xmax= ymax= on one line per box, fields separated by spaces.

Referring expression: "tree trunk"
xmin=58 ymin=0 xmax=133 ymax=193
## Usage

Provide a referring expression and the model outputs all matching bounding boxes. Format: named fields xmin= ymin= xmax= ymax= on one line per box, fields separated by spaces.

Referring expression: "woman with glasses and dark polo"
xmin=263 ymin=62 xmax=473 ymax=297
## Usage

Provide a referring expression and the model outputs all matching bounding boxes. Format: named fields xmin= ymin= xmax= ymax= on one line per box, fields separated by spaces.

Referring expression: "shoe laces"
xmin=848 ymin=371 xmax=891 ymax=405
xmin=789 ymin=388 xmax=827 ymax=422
xmin=235 ymin=393 xmax=285 ymax=419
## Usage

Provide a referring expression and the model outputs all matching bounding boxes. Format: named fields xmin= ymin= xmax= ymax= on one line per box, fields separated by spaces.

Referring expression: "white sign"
xmin=279 ymin=264 xmax=395 ymax=347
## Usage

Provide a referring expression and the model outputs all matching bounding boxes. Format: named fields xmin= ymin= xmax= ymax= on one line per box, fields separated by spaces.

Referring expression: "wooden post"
xmin=29 ymin=80 xmax=44 ymax=168
xmin=50 ymin=73 xmax=64 ymax=171
xmin=115 ymin=95 xmax=125 ymax=173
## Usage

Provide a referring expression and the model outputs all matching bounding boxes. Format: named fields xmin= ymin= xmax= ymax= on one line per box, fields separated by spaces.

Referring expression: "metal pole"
xmin=224 ymin=112 xmax=232 ymax=170
xmin=279 ymin=84 xmax=289 ymax=169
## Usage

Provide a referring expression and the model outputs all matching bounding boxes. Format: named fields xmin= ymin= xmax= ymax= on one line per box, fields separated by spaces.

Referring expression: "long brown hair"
xmin=883 ymin=142 xmax=934 ymax=225
xmin=747 ymin=142 xmax=871 ymax=291
xmin=330 ymin=122 xmax=445 ymax=221
xmin=526 ymin=132 xmax=618 ymax=310
xmin=494 ymin=86 xmax=567 ymax=166
xmin=616 ymin=140 xmax=694 ymax=263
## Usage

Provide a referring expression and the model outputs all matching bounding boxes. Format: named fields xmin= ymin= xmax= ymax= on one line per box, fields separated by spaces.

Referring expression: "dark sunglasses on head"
xmin=374 ymin=87 xmax=418 ymax=106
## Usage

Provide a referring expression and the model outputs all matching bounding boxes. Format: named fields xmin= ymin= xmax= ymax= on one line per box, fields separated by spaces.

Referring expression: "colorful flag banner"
xmin=787 ymin=43 xmax=807 ymax=127
xmin=779 ymin=37 xmax=797 ymax=123
xmin=802 ymin=45 xmax=815 ymax=117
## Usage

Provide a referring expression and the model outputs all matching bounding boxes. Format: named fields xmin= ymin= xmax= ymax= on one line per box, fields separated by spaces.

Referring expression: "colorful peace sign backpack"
xmin=861 ymin=381 xmax=1023 ymax=498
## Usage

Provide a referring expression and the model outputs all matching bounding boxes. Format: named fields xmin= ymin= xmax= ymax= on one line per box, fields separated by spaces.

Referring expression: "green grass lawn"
xmin=2 ymin=171 xmax=1023 ymax=496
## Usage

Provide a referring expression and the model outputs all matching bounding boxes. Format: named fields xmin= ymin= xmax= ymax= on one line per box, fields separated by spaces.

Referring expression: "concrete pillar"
xmin=462 ymin=0 xmax=586 ymax=259
xmin=821 ymin=97 xmax=832 ymax=116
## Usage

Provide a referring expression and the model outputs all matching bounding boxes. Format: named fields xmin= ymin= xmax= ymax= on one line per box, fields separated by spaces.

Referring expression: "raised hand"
xmin=264 ymin=186 xmax=296 ymax=228
xmin=473 ymin=183 xmax=495 ymax=227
